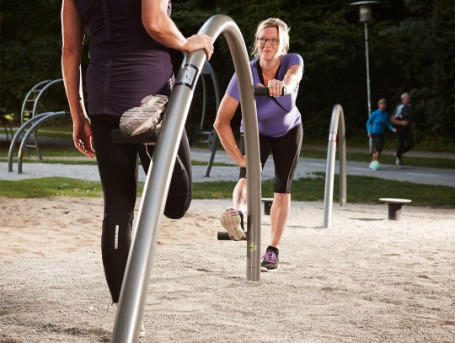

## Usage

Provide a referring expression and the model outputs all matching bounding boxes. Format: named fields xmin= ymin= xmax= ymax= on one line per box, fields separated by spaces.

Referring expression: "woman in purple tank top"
xmin=214 ymin=18 xmax=304 ymax=272
xmin=61 ymin=0 xmax=213 ymax=336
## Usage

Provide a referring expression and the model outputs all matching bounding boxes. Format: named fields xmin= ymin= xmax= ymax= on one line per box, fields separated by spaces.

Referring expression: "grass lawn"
xmin=1 ymin=175 xmax=453 ymax=208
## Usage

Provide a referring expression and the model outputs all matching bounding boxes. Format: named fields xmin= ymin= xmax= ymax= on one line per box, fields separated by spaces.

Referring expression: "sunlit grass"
xmin=1 ymin=175 xmax=453 ymax=208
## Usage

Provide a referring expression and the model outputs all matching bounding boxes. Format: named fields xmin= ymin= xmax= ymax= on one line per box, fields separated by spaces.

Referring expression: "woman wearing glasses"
xmin=214 ymin=18 xmax=304 ymax=271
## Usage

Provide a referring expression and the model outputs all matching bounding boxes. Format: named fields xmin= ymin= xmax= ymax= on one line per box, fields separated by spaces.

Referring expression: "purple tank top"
xmin=226 ymin=53 xmax=304 ymax=137
xmin=74 ymin=0 xmax=174 ymax=116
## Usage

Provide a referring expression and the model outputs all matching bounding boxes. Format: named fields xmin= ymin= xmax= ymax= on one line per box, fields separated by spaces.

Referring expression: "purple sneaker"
xmin=261 ymin=248 xmax=279 ymax=272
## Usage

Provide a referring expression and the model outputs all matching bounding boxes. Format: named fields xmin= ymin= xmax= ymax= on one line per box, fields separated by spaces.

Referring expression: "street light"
xmin=350 ymin=1 xmax=379 ymax=153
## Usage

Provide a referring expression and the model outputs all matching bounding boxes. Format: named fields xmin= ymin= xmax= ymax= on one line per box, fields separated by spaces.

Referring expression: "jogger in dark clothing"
xmin=391 ymin=92 xmax=415 ymax=168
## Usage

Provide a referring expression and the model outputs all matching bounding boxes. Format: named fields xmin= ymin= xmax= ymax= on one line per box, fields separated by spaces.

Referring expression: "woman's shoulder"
xmin=282 ymin=53 xmax=304 ymax=67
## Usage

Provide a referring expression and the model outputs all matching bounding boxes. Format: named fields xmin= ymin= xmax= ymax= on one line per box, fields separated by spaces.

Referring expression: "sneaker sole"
xmin=220 ymin=208 xmax=246 ymax=241
xmin=261 ymin=265 xmax=279 ymax=272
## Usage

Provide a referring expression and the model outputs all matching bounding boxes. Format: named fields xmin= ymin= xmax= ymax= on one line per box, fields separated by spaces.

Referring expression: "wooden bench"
xmin=379 ymin=198 xmax=412 ymax=220
xmin=261 ymin=198 xmax=274 ymax=215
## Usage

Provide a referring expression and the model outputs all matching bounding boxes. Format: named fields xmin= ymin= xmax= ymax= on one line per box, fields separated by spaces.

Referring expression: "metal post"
xmin=364 ymin=21 xmax=372 ymax=117
xmin=323 ymin=104 xmax=347 ymax=229
xmin=350 ymin=1 xmax=379 ymax=154
xmin=112 ymin=14 xmax=261 ymax=343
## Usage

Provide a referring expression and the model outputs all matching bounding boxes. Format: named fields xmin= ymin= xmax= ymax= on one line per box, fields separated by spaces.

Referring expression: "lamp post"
xmin=350 ymin=1 xmax=379 ymax=153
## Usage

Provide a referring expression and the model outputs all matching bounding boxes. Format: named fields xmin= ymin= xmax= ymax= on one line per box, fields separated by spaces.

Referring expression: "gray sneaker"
xmin=220 ymin=208 xmax=246 ymax=241
xmin=119 ymin=94 xmax=168 ymax=137
xmin=395 ymin=157 xmax=402 ymax=169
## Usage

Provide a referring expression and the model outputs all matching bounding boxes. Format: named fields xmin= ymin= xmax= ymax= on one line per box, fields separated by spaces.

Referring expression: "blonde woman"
xmin=214 ymin=18 xmax=304 ymax=271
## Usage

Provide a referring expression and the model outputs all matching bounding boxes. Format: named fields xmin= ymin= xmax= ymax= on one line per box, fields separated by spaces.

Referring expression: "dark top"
xmin=74 ymin=0 xmax=174 ymax=116
xmin=393 ymin=103 xmax=413 ymax=131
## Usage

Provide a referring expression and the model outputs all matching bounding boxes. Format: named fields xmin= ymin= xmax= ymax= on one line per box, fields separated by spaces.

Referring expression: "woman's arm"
xmin=265 ymin=64 xmax=303 ymax=97
xmin=282 ymin=64 xmax=303 ymax=93
xmin=213 ymin=94 xmax=246 ymax=168
xmin=61 ymin=0 xmax=95 ymax=157
xmin=142 ymin=0 xmax=213 ymax=59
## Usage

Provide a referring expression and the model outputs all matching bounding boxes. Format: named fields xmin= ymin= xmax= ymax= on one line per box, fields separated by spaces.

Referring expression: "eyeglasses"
xmin=257 ymin=37 xmax=279 ymax=46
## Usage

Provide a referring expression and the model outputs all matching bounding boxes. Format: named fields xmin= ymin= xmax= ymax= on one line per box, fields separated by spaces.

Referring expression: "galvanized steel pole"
xmin=112 ymin=15 xmax=261 ymax=343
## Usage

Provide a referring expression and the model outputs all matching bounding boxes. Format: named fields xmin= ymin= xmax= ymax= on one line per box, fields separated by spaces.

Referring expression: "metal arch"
xmin=19 ymin=79 xmax=64 ymax=158
xmin=7 ymin=112 xmax=53 ymax=172
xmin=20 ymin=80 xmax=51 ymax=125
xmin=201 ymin=61 xmax=222 ymax=177
xmin=16 ymin=111 xmax=69 ymax=174
xmin=112 ymin=14 xmax=261 ymax=343
xmin=323 ymin=104 xmax=347 ymax=228
xmin=30 ymin=79 xmax=64 ymax=118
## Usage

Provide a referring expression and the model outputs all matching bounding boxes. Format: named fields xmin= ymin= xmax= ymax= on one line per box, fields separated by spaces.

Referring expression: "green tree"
xmin=1 ymin=0 xmax=453 ymax=147
xmin=0 ymin=0 xmax=66 ymax=117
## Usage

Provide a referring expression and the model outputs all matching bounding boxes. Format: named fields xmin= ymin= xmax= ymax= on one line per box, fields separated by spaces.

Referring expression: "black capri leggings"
xmin=371 ymin=134 xmax=385 ymax=153
xmin=239 ymin=123 xmax=303 ymax=193
xmin=89 ymin=114 xmax=192 ymax=303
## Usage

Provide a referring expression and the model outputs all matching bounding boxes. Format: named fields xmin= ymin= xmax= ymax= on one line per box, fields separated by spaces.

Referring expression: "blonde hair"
xmin=252 ymin=18 xmax=290 ymax=59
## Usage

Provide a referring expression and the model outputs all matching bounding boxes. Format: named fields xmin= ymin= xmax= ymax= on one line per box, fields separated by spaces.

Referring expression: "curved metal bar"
xmin=112 ymin=14 xmax=261 ymax=343
xmin=17 ymin=111 xmax=69 ymax=174
xmin=7 ymin=112 xmax=52 ymax=172
xmin=202 ymin=61 xmax=222 ymax=177
xmin=30 ymin=79 xmax=64 ymax=118
xmin=323 ymin=104 xmax=347 ymax=228
xmin=19 ymin=79 xmax=64 ymax=159
xmin=20 ymin=80 xmax=50 ymax=124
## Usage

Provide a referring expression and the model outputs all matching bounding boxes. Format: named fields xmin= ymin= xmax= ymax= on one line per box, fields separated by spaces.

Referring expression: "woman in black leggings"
xmin=61 ymin=3 xmax=213 ymax=335
xmin=89 ymin=114 xmax=192 ymax=303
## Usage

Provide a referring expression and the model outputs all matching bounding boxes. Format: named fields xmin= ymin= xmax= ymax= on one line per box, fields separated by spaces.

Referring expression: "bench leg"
xmin=388 ymin=203 xmax=403 ymax=220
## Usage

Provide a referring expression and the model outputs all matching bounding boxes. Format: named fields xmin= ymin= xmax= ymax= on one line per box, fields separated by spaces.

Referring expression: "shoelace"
xmin=262 ymin=251 xmax=277 ymax=263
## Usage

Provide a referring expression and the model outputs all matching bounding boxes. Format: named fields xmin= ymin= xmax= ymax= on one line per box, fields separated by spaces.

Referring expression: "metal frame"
xmin=19 ymin=79 xmax=64 ymax=158
xmin=16 ymin=111 xmax=70 ymax=174
xmin=7 ymin=111 xmax=69 ymax=173
xmin=112 ymin=15 xmax=262 ymax=342
xmin=323 ymin=104 xmax=347 ymax=228
xmin=191 ymin=60 xmax=221 ymax=177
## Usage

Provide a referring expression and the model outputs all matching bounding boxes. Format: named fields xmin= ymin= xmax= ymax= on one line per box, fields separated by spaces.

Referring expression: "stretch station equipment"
xmin=111 ymin=15 xmax=262 ymax=343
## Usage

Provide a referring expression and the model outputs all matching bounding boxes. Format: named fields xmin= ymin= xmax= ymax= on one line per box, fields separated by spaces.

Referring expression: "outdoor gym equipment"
xmin=7 ymin=111 xmax=69 ymax=174
xmin=111 ymin=14 xmax=262 ymax=343
xmin=19 ymin=79 xmax=64 ymax=158
xmin=189 ymin=60 xmax=221 ymax=177
xmin=323 ymin=104 xmax=347 ymax=228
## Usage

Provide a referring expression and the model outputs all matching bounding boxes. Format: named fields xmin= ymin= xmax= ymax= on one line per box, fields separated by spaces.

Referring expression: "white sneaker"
xmin=119 ymin=94 xmax=168 ymax=137
xmin=138 ymin=323 xmax=145 ymax=338
xmin=220 ymin=208 xmax=246 ymax=241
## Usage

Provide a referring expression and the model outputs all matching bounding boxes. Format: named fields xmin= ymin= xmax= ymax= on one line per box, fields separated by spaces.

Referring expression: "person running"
xmin=61 ymin=0 xmax=213 ymax=337
xmin=366 ymin=98 xmax=396 ymax=170
xmin=213 ymin=18 xmax=303 ymax=272
xmin=391 ymin=92 xmax=415 ymax=168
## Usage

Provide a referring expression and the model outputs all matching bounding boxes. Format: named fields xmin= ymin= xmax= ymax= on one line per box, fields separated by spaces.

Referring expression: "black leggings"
xmin=396 ymin=128 xmax=414 ymax=158
xmin=89 ymin=114 xmax=192 ymax=302
xmin=239 ymin=124 xmax=303 ymax=193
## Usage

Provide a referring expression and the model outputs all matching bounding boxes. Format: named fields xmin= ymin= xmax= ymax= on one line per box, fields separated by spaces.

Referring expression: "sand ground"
xmin=1 ymin=197 xmax=454 ymax=343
